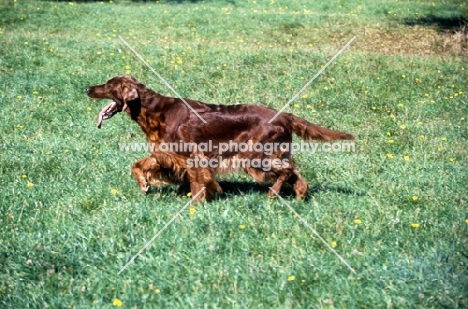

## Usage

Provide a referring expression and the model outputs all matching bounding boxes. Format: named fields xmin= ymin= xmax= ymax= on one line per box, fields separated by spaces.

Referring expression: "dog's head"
xmin=86 ymin=75 xmax=142 ymax=128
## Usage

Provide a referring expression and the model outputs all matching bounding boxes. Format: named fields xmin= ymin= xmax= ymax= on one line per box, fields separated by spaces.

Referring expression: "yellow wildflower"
xmin=354 ymin=219 xmax=362 ymax=225
xmin=287 ymin=276 xmax=295 ymax=281
xmin=112 ymin=298 xmax=122 ymax=307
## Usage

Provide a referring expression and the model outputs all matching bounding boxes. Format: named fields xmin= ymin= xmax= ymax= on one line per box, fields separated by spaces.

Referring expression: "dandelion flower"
xmin=287 ymin=275 xmax=295 ymax=281
xmin=398 ymin=103 xmax=403 ymax=107
xmin=441 ymin=137 xmax=447 ymax=141
xmin=386 ymin=132 xmax=391 ymax=136
xmin=187 ymin=192 xmax=192 ymax=197
xmin=412 ymin=195 xmax=418 ymax=201
xmin=323 ymin=86 xmax=329 ymax=91
xmin=388 ymin=140 xmax=394 ymax=143
xmin=411 ymin=223 xmax=419 ymax=228
xmin=294 ymin=104 xmax=299 ymax=108
xmin=420 ymin=135 xmax=425 ymax=139
xmin=17 ymin=95 xmax=22 ymax=99
xmin=465 ymin=219 xmax=468 ymax=224
xmin=27 ymin=182 xmax=33 ymax=187
xmin=155 ymin=289 xmax=161 ymax=294
xmin=189 ymin=208 xmax=196 ymax=214
xmin=401 ymin=74 xmax=406 ymax=78
xmin=149 ymin=284 xmax=154 ymax=290
xmin=302 ymin=94 xmax=308 ymax=99
xmin=331 ymin=241 xmax=337 ymax=248
xmin=22 ymin=174 xmax=27 ymax=179
xmin=404 ymin=156 xmax=410 ymax=161
xmin=400 ymin=125 xmax=406 ymax=129
xmin=438 ymin=147 xmax=442 ymax=151
xmin=112 ymin=298 xmax=122 ymax=307
xmin=354 ymin=219 xmax=362 ymax=225
xmin=239 ymin=224 xmax=246 ymax=229
xmin=449 ymin=158 xmax=455 ymax=162
xmin=111 ymin=189 xmax=117 ymax=195
xmin=386 ymin=153 xmax=394 ymax=159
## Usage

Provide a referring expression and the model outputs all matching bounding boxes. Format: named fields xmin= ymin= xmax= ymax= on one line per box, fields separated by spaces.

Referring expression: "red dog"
xmin=87 ymin=76 xmax=354 ymax=202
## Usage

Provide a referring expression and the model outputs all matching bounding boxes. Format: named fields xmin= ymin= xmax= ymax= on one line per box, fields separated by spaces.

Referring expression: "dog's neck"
xmin=126 ymin=86 xmax=165 ymax=141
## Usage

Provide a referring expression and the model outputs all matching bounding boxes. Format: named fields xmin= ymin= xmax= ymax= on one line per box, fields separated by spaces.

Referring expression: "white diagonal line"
xmin=268 ymin=36 xmax=356 ymax=124
xmin=269 ymin=188 xmax=357 ymax=274
xmin=117 ymin=187 xmax=206 ymax=275
xmin=118 ymin=36 xmax=207 ymax=124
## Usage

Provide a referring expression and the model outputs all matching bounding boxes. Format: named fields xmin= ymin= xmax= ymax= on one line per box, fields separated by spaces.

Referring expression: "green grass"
xmin=1 ymin=0 xmax=468 ymax=307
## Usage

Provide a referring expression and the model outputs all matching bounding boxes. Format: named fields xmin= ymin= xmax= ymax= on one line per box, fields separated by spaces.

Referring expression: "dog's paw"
xmin=139 ymin=184 xmax=150 ymax=194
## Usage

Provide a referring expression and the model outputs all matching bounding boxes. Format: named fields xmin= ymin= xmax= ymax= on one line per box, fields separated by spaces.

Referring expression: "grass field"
xmin=1 ymin=0 xmax=468 ymax=307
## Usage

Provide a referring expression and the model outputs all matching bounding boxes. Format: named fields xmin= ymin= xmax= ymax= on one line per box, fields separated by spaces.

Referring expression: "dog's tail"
xmin=288 ymin=114 xmax=355 ymax=141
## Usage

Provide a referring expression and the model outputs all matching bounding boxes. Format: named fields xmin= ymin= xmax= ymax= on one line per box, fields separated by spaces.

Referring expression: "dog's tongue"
xmin=97 ymin=102 xmax=117 ymax=129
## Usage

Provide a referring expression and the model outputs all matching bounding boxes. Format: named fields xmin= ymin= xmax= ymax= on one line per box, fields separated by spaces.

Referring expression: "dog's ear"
xmin=122 ymin=86 xmax=139 ymax=102
xmin=121 ymin=82 xmax=139 ymax=112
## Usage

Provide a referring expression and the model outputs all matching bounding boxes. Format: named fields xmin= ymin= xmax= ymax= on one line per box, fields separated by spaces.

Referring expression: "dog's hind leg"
xmin=267 ymin=168 xmax=294 ymax=198
xmin=287 ymin=169 xmax=309 ymax=199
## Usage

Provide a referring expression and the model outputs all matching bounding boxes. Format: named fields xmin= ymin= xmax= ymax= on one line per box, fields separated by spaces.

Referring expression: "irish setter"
xmin=87 ymin=76 xmax=354 ymax=203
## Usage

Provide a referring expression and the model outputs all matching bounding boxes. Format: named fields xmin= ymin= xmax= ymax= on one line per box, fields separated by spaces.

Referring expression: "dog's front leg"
xmin=131 ymin=156 xmax=159 ymax=193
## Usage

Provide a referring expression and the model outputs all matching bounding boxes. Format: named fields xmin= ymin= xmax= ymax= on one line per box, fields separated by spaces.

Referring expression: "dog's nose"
xmin=86 ymin=87 xmax=90 ymax=94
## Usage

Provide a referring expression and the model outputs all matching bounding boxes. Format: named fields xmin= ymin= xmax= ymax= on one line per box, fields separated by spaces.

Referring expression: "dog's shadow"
xmin=151 ymin=180 xmax=361 ymax=201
